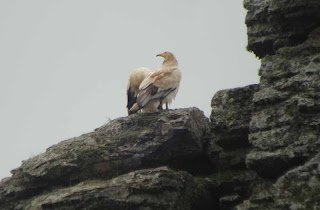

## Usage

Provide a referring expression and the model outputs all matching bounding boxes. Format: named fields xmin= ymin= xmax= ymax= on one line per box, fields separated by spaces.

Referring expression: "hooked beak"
xmin=156 ymin=53 xmax=163 ymax=57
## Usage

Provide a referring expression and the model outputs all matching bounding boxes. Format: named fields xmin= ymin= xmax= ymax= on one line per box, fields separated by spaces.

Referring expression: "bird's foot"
xmin=158 ymin=104 xmax=163 ymax=110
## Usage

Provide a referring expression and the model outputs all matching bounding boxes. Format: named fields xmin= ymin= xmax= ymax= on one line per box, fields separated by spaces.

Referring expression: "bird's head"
xmin=156 ymin=51 xmax=173 ymax=59
xmin=157 ymin=51 xmax=178 ymax=67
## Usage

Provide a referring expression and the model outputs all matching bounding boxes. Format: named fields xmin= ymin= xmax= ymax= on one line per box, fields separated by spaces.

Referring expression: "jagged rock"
xmin=244 ymin=0 xmax=320 ymax=58
xmin=220 ymin=195 xmax=242 ymax=210
xmin=0 ymin=108 xmax=213 ymax=207
xmin=210 ymin=84 xmax=259 ymax=168
xmin=195 ymin=169 xmax=259 ymax=210
xmin=207 ymin=85 xmax=260 ymax=209
xmin=236 ymin=0 xmax=320 ymax=208
xmin=0 ymin=167 xmax=215 ymax=210
xmin=247 ymin=28 xmax=320 ymax=179
xmin=237 ymin=153 xmax=320 ymax=209
xmin=272 ymin=152 xmax=320 ymax=209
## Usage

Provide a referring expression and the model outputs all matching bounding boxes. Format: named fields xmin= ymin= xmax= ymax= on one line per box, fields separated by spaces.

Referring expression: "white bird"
xmin=129 ymin=51 xmax=181 ymax=113
xmin=127 ymin=67 xmax=160 ymax=115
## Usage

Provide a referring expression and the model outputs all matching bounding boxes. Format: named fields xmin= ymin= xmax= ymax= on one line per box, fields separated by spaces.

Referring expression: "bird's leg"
xmin=166 ymin=102 xmax=168 ymax=110
xmin=158 ymin=100 xmax=163 ymax=111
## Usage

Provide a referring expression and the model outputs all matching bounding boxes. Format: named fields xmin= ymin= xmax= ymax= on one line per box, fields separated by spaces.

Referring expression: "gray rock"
xmin=272 ymin=153 xmax=320 ymax=209
xmin=1 ymin=167 xmax=215 ymax=210
xmin=244 ymin=0 xmax=320 ymax=58
xmin=235 ymin=1 xmax=320 ymax=209
xmin=247 ymin=26 xmax=320 ymax=179
xmin=210 ymin=84 xmax=259 ymax=168
xmin=237 ymin=153 xmax=320 ymax=210
xmin=211 ymin=85 xmax=259 ymax=142
xmin=0 ymin=108 xmax=212 ymax=207
xmin=207 ymin=85 xmax=260 ymax=209
xmin=195 ymin=169 xmax=259 ymax=210
xmin=220 ymin=195 xmax=242 ymax=210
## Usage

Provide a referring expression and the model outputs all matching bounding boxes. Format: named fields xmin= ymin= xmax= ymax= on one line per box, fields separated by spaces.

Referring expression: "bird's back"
xmin=127 ymin=67 xmax=151 ymax=114
xmin=129 ymin=67 xmax=151 ymax=93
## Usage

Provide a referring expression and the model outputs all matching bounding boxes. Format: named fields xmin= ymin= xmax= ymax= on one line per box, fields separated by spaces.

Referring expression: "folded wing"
xmin=136 ymin=67 xmax=179 ymax=108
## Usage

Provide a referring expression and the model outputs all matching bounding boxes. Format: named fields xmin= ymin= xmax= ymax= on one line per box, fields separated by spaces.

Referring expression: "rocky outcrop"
xmin=247 ymin=29 xmax=320 ymax=179
xmin=237 ymin=153 xmax=320 ymax=209
xmin=235 ymin=0 xmax=320 ymax=209
xmin=208 ymin=85 xmax=262 ymax=209
xmin=0 ymin=100 xmax=259 ymax=210
xmin=245 ymin=8 xmax=320 ymax=180
xmin=0 ymin=108 xmax=216 ymax=209
xmin=1 ymin=1 xmax=320 ymax=209
xmin=2 ymin=167 xmax=213 ymax=210
xmin=244 ymin=0 xmax=320 ymax=58
xmin=210 ymin=84 xmax=259 ymax=169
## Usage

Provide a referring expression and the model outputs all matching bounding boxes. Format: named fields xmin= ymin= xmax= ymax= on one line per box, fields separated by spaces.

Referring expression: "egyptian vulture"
xmin=129 ymin=51 xmax=181 ymax=113
xmin=127 ymin=67 xmax=160 ymax=115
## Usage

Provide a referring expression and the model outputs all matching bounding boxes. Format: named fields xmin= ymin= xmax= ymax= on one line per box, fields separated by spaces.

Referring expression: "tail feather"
xmin=129 ymin=103 xmax=141 ymax=115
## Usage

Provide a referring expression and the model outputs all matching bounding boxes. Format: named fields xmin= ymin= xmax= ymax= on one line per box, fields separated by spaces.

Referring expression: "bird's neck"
xmin=162 ymin=57 xmax=178 ymax=68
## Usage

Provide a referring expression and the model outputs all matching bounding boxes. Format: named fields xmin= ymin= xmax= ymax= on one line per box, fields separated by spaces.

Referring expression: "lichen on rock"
xmin=0 ymin=108 xmax=215 ymax=209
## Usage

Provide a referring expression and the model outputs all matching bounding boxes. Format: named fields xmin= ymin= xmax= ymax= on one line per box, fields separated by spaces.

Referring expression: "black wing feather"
xmin=127 ymin=87 xmax=137 ymax=115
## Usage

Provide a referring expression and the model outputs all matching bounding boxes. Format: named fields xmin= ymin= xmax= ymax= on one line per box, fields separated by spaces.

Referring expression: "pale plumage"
xmin=129 ymin=51 xmax=181 ymax=113
xmin=127 ymin=67 xmax=159 ymax=115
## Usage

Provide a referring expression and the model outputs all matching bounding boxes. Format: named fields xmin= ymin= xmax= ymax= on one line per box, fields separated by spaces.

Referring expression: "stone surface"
xmin=210 ymin=84 xmax=259 ymax=169
xmin=220 ymin=195 xmax=242 ymax=210
xmin=246 ymin=27 xmax=320 ymax=179
xmin=237 ymin=153 xmax=320 ymax=210
xmin=195 ymin=169 xmax=259 ymax=210
xmin=0 ymin=108 xmax=213 ymax=207
xmin=1 ymin=167 xmax=215 ymax=210
xmin=272 ymin=152 xmax=320 ymax=209
xmin=235 ymin=0 xmax=320 ymax=209
xmin=244 ymin=0 xmax=320 ymax=58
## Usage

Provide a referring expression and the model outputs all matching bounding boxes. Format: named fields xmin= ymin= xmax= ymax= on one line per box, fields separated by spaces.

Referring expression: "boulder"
xmin=0 ymin=167 xmax=215 ymax=210
xmin=210 ymin=84 xmax=259 ymax=168
xmin=209 ymin=85 xmax=260 ymax=209
xmin=0 ymin=108 xmax=213 ymax=207
xmin=237 ymin=152 xmax=320 ymax=209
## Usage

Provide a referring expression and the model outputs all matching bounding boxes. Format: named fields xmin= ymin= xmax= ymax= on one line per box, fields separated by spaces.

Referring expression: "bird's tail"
xmin=128 ymin=103 xmax=141 ymax=115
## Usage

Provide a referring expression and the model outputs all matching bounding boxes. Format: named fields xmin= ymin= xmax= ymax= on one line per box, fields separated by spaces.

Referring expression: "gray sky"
xmin=0 ymin=0 xmax=260 ymax=179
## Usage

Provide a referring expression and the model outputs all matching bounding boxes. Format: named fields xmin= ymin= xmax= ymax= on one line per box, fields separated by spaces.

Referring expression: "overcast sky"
xmin=0 ymin=1 xmax=260 ymax=179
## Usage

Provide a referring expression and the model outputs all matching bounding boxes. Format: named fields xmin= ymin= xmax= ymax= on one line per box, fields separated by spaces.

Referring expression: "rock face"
xmin=208 ymin=85 xmax=261 ymax=209
xmin=244 ymin=0 xmax=320 ymax=58
xmin=6 ymin=167 xmax=211 ymax=210
xmin=237 ymin=0 xmax=320 ymax=209
xmin=210 ymin=84 xmax=259 ymax=169
xmin=245 ymin=3 xmax=320 ymax=179
xmin=0 ymin=108 xmax=216 ymax=209
xmin=1 ymin=1 xmax=320 ymax=209
xmin=237 ymin=153 xmax=320 ymax=210
xmin=0 ymin=102 xmax=258 ymax=210
xmin=247 ymin=30 xmax=320 ymax=179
